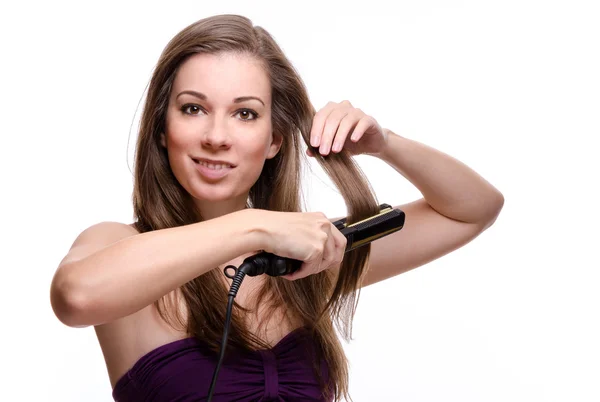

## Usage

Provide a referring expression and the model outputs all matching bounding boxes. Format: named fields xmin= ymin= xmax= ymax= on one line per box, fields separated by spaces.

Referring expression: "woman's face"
xmin=161 ymin=52 xmax=282 ymax=219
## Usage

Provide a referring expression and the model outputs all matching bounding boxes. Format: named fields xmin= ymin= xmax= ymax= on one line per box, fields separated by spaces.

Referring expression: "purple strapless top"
xmin=112 ymin=327 xmax=332 ymax=401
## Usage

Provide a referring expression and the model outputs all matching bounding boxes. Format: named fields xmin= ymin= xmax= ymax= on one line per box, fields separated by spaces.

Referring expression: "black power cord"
xmin=205 ymin=267 xmax=244 ymax=402
xmin=206 ymin=204 xmax=405 ymax=400
xmin=207 ymin=252 xmax=296 ymax=401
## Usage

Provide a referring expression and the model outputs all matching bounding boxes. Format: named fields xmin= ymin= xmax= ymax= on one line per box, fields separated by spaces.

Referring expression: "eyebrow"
xmin=176 ymin=90 xmax=265 ymax=106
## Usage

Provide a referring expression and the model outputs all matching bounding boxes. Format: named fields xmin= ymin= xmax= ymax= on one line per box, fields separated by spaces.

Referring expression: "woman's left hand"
xmin=307 ymin=100 xmax=389 ymax=157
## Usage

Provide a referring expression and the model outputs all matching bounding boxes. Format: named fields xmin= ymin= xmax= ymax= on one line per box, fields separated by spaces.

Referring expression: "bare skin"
xmin=53 ymin=53 xmax=317 ymax=388
xmin=95 ymin=225 xmax=295 ymax=388
xmin=51 ymin=50 xmax=503 ymax=391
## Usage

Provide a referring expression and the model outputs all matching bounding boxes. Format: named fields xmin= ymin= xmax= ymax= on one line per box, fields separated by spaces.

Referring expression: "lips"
xmin=192 ymin=158 xmax=235 ymax=180
xmin=192 ymin=157 xmax=236 ymax=168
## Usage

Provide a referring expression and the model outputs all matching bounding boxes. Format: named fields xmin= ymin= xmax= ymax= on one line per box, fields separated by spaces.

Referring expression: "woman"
xmin=50 ymin=14 xmax=504 ymax=402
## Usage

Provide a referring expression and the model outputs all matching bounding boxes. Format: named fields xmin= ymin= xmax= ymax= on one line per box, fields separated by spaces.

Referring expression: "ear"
xmin=266 ymin=131 xmax=283 ymax=159
xmin=160 ymin=132 xmax=167 ymax=148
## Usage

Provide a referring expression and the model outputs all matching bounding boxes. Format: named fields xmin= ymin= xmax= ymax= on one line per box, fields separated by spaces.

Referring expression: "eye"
xmin=181 ymin=104 xmax=203 ymax=115
xmin=180 ymin=104 xmax=259 ymax=121
xmin=236 ymin=109 xmax=259 ymax=122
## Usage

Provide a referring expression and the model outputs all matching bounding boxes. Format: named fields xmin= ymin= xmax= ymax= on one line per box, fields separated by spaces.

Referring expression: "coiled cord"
xmin=206 ymin=261 xmax=255 ymax=402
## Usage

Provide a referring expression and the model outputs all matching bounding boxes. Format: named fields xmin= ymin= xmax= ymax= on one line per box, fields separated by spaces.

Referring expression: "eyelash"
xmin=180 ymin=104 xmax=259 ymax=122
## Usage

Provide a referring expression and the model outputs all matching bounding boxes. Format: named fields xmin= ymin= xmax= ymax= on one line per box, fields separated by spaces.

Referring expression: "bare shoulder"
xmin=58 ymin=221 xmax=140 ymax=268
xmin=61 ymin=221 xmax=188 ymax=386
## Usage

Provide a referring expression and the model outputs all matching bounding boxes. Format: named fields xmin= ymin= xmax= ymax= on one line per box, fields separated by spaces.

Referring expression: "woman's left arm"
xmin=309 ymin=101 xmax=504 ymax=287
xmin=357 ymin=130 xmax=504 ymax=287
xmin=377 ymin=129 xmax=504 ymax=225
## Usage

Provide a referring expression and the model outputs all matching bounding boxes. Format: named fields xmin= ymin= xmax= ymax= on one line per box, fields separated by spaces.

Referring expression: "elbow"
xmin=50 ymin=269 xmax=93 ymax=328
xmin=483 ymin=191 xmax=505 ymax=229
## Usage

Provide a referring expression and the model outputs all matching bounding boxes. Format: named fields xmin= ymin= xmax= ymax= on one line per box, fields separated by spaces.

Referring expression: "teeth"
xmin=197 ymin=160 xmax=231 ymax=170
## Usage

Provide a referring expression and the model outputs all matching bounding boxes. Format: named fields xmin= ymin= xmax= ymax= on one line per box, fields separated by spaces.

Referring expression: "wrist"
xmin=238 ymin=208 xmax=271 ymax=252
xmin=375 ymin=129 xmax=402 ymax=161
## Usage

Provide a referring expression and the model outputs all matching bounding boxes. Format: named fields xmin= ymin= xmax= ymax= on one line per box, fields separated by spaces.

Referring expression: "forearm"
xmin=377 ymin=129 xmax=504 ymax=223
xmin=58 ymin=209 xmax=263 ymax=326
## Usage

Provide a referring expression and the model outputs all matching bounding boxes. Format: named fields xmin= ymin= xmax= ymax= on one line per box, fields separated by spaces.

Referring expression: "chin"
xmin=190 ymin=181 xmax=248 ymax=202
xmin=191 ymin=187 xmax=232 ymax=201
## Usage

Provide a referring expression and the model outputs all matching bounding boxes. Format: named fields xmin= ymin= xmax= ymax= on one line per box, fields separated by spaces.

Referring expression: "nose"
xmin=201 ymin=118 xmax=232 ymax=149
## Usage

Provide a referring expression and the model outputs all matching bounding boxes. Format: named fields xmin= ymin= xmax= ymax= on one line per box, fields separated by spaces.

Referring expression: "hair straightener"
xmin=207 ymin=203 xmax=405 ymax=401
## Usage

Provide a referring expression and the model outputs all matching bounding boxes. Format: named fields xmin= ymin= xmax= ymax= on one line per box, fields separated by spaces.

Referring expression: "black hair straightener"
xmin=207 ymin=203 xmax=405 ymax=401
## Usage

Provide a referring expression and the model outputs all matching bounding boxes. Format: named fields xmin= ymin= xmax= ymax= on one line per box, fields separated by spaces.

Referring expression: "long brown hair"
xmin=131 ymin=14 xmax=380 ymax=402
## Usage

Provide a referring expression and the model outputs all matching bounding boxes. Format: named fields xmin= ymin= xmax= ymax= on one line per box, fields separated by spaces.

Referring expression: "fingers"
xmin=282 ymin=217 xmax=326 ymax=280
xmin=332 ymin=224 xmax=348 ymax=263
xmin=297 ymin=218 xmax=330 ymax=280
xmin=319 ymin=107 xmax=351 ymax=155
xmin=321 ymin=223 xmax=337 ymax=270
xmin=309 ymin=101 xmax=337 ymax=148
xmin=320 ymin=221 xmax=346 ymax=271
xmin=310 ymin=100 xmax=372 ymax=156
xmin=283 ymin=217 xmax=347 ymax=281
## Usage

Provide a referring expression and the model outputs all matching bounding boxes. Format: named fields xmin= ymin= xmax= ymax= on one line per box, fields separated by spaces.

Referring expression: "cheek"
xmin=165 ymin=119 xmax=197 ymax=150
xmin=243 ymin=136 xmax=272 ymax=160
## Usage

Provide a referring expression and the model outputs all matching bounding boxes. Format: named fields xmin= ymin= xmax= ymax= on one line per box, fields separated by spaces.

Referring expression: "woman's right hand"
xmin=253 ymin=210 xmax=347 ymax=280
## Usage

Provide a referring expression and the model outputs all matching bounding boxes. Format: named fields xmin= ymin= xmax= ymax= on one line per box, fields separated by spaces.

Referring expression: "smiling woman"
xmin=49 ymin=14 xmax=383 ymax=402
xmin=158 ymin=52 xmax=279 ymax=207
xmin=49 ymin=12 xmax=503 ymax=402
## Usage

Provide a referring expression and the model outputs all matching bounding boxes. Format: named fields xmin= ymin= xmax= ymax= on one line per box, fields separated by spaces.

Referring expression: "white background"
xmin=1 ymin=0 xmax=599 ymax=401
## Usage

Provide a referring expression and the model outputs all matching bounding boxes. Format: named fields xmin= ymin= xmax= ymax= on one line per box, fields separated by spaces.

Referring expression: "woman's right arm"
xmin=50 ymin=208 xmax=265 ymax=328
